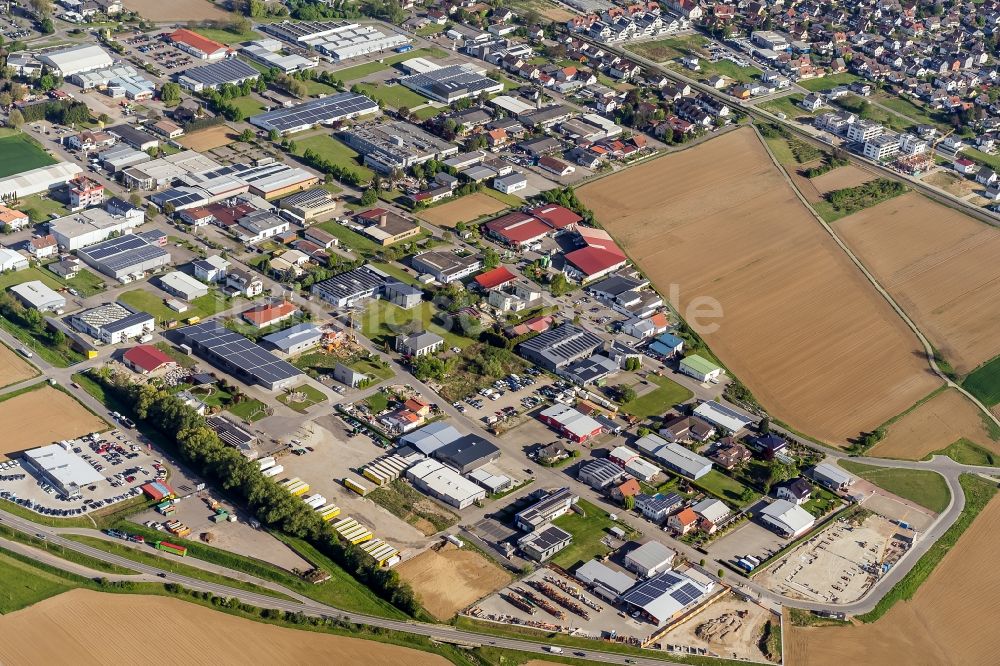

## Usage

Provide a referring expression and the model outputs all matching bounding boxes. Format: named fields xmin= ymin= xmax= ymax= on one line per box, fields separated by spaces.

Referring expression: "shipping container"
xmin=343 ymin=478 xmax=368 ymax=495
xmin=745 ymin=555 xmax=761 ymax=567
xmin=262 ymin=464 xmax=284 ymax=478
xmin=155 ymin=541 xmax=188 ymax=556
xmin=257 ymin=456 xmax=276 ymax=471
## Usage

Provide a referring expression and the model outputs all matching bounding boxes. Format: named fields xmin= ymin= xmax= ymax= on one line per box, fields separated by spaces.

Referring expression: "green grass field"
xmin=293 ymin=133 xmax=375 ymax=181
xmin=314 ymin=219 xmax=382 ymax=255
xmin=550 ymin=499 xmax=623 ymax=570
xmin=276 ymin=383 xmax=328 ymax=412
xmin=303 ymin=79 xmax=338 ymax=97
xmin=0 ymin=550 xmax=74 ymax=613
xmin=838 ymin=461 xmax=951 ymax=513
xmin=370 ymin=261 xmax=422 ymax=286
xmin=620 ymin=374 xmax=693 ymax=418
xmin=229 ymin=96 xmax=267 ymax=118
xmin=0 ymin=134 xmax=56 ymax=179
xmin=15 ymin=192 xmax=68 ymax=221
xmin=693 ymin=470 xmax=759 ymax=506
xmin=627 ymin=34 xmax=707 ymax=62
xmin=360 ymin=299 xmax=473 ymax=350
xmin=797 ymin=72 xmax=862 ymax=92
xmin=961 ymin=355 xmax=1000 ymax=406
xmin=925 ymin=438 xmax=999 ymax=466
xmin=965 ymin=147 xmax=1000 ymax=173
xmin=351 ymin=356 xmax=395 ymax=382
xmin=354 ymin=83 xmax=429 ymax=110
xmin=759 ymin=94 xmax=815 ymax=120
xmin=118 ymin=288 xmax=226 ymax=325
xmin=191 ymin=26 xmax=261 ymax=45
xmin=412 ymin=105 xmax=445 ymax=120
xmin=331 ymin=60 xmax=390 ymax=82
xmin=0 ymin=264 xmax=103 ymax=297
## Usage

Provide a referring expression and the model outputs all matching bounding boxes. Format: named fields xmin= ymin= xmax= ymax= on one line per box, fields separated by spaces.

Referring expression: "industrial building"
xmin=578 ymin=458 xmax=626 ymax=490
xmin=36 ymin=44 xmax=114 ymax=77
xmin=240 ymin=39 xmax=318 ymax=74
xmin=619 ymin=569 xmax=715 ymax=626
xmin=759 ymin=499 xmax=816 ymax=538
xmin=279 ymin=187 xmax=338 ymax=221
xmin=121 ymin=151 xmax=223 ymax=191
xmin=811 ymin=462 xmax=856 ymax=491
xmin=9 ymin=280 xmax=66 ymax=312
xmin=106 ymin=124 xmax=159 ymax=151
xmin=98 ymin=144 xmax=151 ymax=173
xmin=123 ymin=344 xmax=174 ymax=374
xmin=310 ymin=264 xmax=389 ymax=308
xmin=383 ymin=281 xmax=423 ymax=309
xmin=410 ymin=250 xmax=482 ymax=283
xmin=678 ymin=354 xmax=722 ymax=382
xmin=332 ymin=362 xmax=369 ymax=388
xmin=48 ymin=207 xmax=145 ymax=251
xmin=0 ymin=163 xmax=83 ymax=200
xmin=651 ymin=441 xmax=712 ymax=480
xmin=249 ymin=93 xmax=379 ymax=135
xmin=692 ymin=401 xmax=753 ymax=434
xmin=399 ymin=62 xmax=504 ymax=103
xmin=177 ymin=321 xmax=303 ymax=390
xmin=515 ymin=487 xmax=577 ymax=531
xmin=538 ymin=403 xmax=604 ymax=443
xmin=405 ymin=458 xmax=485 ymax=509
xmin=575 ymin=559 xmax=637 ymax=600
xmin=70 ymin=302 xmax=154 ymax=343
xmin=263 ymin=20 xmax=409 ymax=62
xmin=518 ymin=324 xmax=603 ymax=371
xmin=484 ymin=211 xmax=550 ymax=249
xmin=0 ymin=247 xmax=27 ymax=273
xmin=70 ymin=64 xmax=155 ymax=100
xmin=261 ymin=322 xmax=321 ymax=354
xmin=22 ymin=443 xmax=103 ymax=498
xmin=624 ymin=541 xmax=675 ymax=578
xmin=398 ymin=421 xmax=462 ymax=456
xmin=169 ymin=29 xmax=230 ymax=60
xmin=177 ymin=58 xmax=260 ymax=91
xmin=341 ymin=121 xmax=458 ymax=174
xmin=206 ymin=415 xmax=259 ymax=458
xmin=158 ymin=271 xmax=209 ymax=301
xmin=76 ymin=233 xmax=171 ymax=281
xmin=431 ymin=434 xmax=499 ymax=473
xmin=517 ymin=525 xmax=573 ymax=562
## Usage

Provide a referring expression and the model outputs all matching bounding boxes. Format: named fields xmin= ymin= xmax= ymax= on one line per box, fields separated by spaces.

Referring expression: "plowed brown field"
xmin=123 ymin=0 xmax=230 ymax=21
xmin=793 ymin=164 xmax=876 ymax=203
xmin=418 ymin=192 xmax=507 ymax=227
xmin=0 ymin=343 xmax=37 ymax=388
xmin=0 ymin=386 xmax=107 ymax=459
xmin=396 ymin=544 xmax=511 ymax=620
xmin=785 ymin=492 xmax=1000 ymax=666
xmin=578 ymin=128 xmax=939 ymax=444
xmin=0 ymin=590 xmax=449 ymax=665
xmin=869 ymin=388 xmax=999 ymax=459
xmin=835 ymin=191 xmax=1000 ymax=375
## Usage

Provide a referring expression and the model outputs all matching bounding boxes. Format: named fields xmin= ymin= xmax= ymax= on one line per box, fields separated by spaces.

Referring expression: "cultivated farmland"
xmin=0 ymin=590 xmax=451 ymax=665
xmin=835 ymin=191 xmax=1000 ymax=376
xmin=0 ymin=343 xmax=38 ymax=388
xmin=418 ymin=192 xmax=508 ymax=227
xmin=870 ymin=388 xmax=1000 ymax=459
xmin=179 ymin=125 xmax=236 ymax=152
xmin=396 ymin=543 xmax=511 ymax=620
xmin=785 ymin=487 xmax=1000 ymax=666
xmin=122 ymin=0 xmax=230 ymax=21
xmin=0 ymin=386 xmax=107 ymax=458
xmin=578 ymin=127 xmax=939 ymax=444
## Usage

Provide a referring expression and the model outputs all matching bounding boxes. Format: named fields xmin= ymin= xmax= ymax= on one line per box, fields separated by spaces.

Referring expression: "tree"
xmin=623 ymin=494 xmax=635 ymax=510
xmin=758 ymin=416 xmax=771 ymax=434
xmin=129 ymin=193 xmax=142 ymax=206
xmin=360 ymin=188 xmax=378 ymax=206
xmin=145 ymin=205 xmax=158 ymax=221
xmin=625 ymin=356 xmax=641 ymax=371
xmin=268 ymin=128 xmax=280 ymax=142
xmin=618 ymin=385 xmax=637 ymax=403
xmin=7 ymin=109 xmax=24 ymax=129
xmin=160 ymin=82 xmax=181 ymax=104
xmin=549 ymin=272 xmax=570 ymax=296
xmin=717 ymin=569 xmax=725 ymax=579
xmin=30 ymin=0 xmax=52 ymax=16
xmin=483 ymin=247 xmax=500 ymax=269
xmin=239 ymin=128 xmax=255 ymax=143
xmin=0 ymin=92 xmax=11 ymax=109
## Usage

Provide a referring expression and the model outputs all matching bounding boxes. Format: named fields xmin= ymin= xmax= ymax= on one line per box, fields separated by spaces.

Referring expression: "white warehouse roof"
xmin=38 ymin=44 xmax=114 ymax=76
xmin=24 ymin=443 xmax=103 ymax=489
xmin=760 ymin=499 xmax=815 ymax=536
xmin=406 ymin=458 xmax=484 ymax=505
xmin=693 ymin=401 xmax=754 ymax=433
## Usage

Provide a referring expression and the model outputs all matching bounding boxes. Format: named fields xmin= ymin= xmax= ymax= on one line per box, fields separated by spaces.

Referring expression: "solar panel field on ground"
xmin=180 ymin=321 xmax=301 ymax=386
xmin=248 ymin=93 xmax=379 ymax=133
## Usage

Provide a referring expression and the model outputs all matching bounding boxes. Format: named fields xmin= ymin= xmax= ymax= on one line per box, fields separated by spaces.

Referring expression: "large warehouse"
xmin=177 ymin=321 xmax=303 ymax=390
xmin=10 ymin=280 xmax=66 ymax=312
xmin=405 ymin=458 xmax=485 ymax=509
xmin=248 ymin=93 xmax=379 ymax=135
xmin=37 ymin=44 xmax=114 ymax=77
xmin=49 ymin=206 xmax=146 ymax=251
xmin=0 ymin=163 xmax=83 ymax=199
xmin=76 ymin=233 xmax=171 ymax=281
xmin=262 ymin=20 xmax=410 ymax=62
xmin=341 ymin=121 xmax=458 ymax=174
xmin=23 ymin=442 xmax=104 ymax=499
xmin=399 ymin=62 xmax=504 ymax=103
xmin=619 ymin=569 xmax=715 ymax=626
xmin=177 ymin=58 xmax=260 ymax=91
xmin=518 ymin=323 xmax=603 ymax=371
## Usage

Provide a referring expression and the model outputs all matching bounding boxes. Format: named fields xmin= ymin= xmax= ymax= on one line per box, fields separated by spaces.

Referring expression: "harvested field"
xmin=785 ymin=492 xmax=1000 ymax=666
xmin=0 ymin=589 xmax=449 ymax=665
xmin=418 ymin=192 xmax=508 ymax=227
xmin=0 ymin=386 xmax=106 ymax=459
xmin=578 ymin=128 xmax=939 ymax=444
xmin=123 ymin=0 xmax=230 ymax=21
xmin=662 ymin=593 xmax=778 ymax=663
xmin=396 ymin=543 xmax=511 ymax=620
xmin=179 ymin=125 xmax=237 ymax=152
xmin=836 ymin=191 xmax=1000 ymax=375
xmin=0 ymin=344 xmax=38 ymax=388
xmin=869 ymin=389 xmax=999 ymax=459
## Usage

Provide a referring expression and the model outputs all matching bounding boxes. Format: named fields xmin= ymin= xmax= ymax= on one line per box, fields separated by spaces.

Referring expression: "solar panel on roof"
xmin=181 ymin=58 xmax=259 ymax=88
xmin=180 ymin=321 xmax=301 ymax=385
xmin=248 ymin=92 xmax=379 ymax=132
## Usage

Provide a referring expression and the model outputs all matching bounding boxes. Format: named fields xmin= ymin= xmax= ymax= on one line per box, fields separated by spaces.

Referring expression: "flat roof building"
xmin=177 ymin=321 xmax=303 ymax=390
xmin=406 ymin=458 xmax=485 ymax=509
xmin=279 ymin=187 xmax=338 ymax=220
xmin=341 ymin=121 xmax=458 ymax=174
xmin=518 ymin=323 xmax=603 ymax=371
xmin=399 ymin=62 xmax=504 ymax=103
xmin=178 ymin=58 xmax=259 ymax=91
xmin=431 ymin=434 xmax=500 ymax=473
xmin=240 ymin=39 xmax=319 ymax=74
xmin=249 ymin=92 xmax=379 ymax=135
xmin=515 ymin=487 xmax=577 ymax=531
xmin=76 ymin=233 xmax=171 ymax=281
xmin=518 ymin=525 xmax=573 ymax=562
xmin=9 ymin=280 xmax=66 ymax=312
xmin=48 ymin=207 xmax=145 ymax=251
xmin=310 ymin=265 xmax=389 ymax=308
xmin=539 ymin=403 xmax=604 ymax=443
xmin=23 ymin=443 xmax=104 ymax=499
xmin=410 ymin=250 xmax=482 ymax=283
xmin=692 ymin=401 xmax=753 ymax=434
xmin=578 ymin=458 xmax=626 ymax=490
xmin=70 ymin=302 xmax=154 ymax=344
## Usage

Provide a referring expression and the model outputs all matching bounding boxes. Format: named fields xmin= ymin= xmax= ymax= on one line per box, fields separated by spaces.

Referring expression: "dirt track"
xmin=578 ymin=128 xmax=939 ymax=444
xmin=123 ymin=0 xmax=230 ymax=21
xmin=0 ymin=589 xmax=449 ymax=665
xmin=835 ymin=191 xmax=1000 ymax=375
xmin=396 ymin=544 xmax=511 ymax=620
xmin=0 ymin=344 xmax=37 ymax=388
xmin=870 ymin=388 xmax=1000 ymax=459
xmin=0 ymin=386 xmax=107 ymax=458
xmin=418 ymin=193 xmax=507 ymax=228
xmin=785 ymin=493 xmax=1000 ymax=666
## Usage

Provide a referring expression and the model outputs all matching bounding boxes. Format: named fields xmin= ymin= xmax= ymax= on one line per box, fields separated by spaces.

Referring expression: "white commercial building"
xmin=159 ymin=271 xmax=209 ymax=301
xmin=23 ymin=442 xmax=104 ymax=498
xmin=70 ymin=302 xmax=155 ymax=344
xmin=48 ymin=207 xmax=145 ymax=251
xmin=0 ymin=163 xmax=83 ymax=200
xmin=10 ymin=280 xmax=66 ymax=312
xmin=37 ymin=44 xmax=114 ymax=77
xmin=863 ymin=132 xmax=900 ymax=161
xmin=759 ymin=499 xmax=815 ymax=538
xmin=811 ymin=462 xmax=856 ymax=491
xmin=240 ymin=40 xmax=319 ymax=73
xmin=405 ymin=458 xmax=486 ymax=509
xmin=0 ymin=247 xmax=28 ymax=272
xmin=692 ymin=401 xmax=753 ymax=434
xmin=623 ymin=540 xmax=675 ymax=578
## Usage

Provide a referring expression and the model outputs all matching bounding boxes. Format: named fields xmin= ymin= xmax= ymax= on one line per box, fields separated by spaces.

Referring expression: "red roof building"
xmin=528 ymin=204 xmax=582 ymax=231
xmin=169 ymin=29 xmax=229 ymax=60
xmin=474 ymin=266 xmax=517 ymax=290
xmin=484 ymin=212 xmax=550 ymax=249
xmin=123 ymin=344 xmax=174 ymax=374
xmin=564 ymin=226 xmax=628 ymax=282
xmin=241 ymin=301 xmax=298 ymax=328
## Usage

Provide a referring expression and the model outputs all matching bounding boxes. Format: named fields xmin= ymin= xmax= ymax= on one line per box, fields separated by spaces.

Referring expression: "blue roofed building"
xmin=261 ymin=322 xmax=321 ymax=355
xmin=648 ymin=332 xmax=684 ymax=358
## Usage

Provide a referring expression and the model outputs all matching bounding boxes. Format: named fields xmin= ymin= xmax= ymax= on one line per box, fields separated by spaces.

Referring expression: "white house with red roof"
xmin=123 ymin=344 xmax=175 ymax=375
xmin=953 ymin=157 xmax=976 ymax=175
xmin=474 ymin=265 xmax=517 ymax=290
xmin=484 ymin=211 xmax=550 ymax=249
xmin=241 ymin=301 xmax=298 ymax=328
xmin=29 ymin=234 xmax=58 ymax=259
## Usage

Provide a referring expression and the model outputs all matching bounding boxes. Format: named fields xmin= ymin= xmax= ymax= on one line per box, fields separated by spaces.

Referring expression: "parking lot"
xmin=0 ymin=429 xmax=165 ymax=517
xmin=456 ymin=369 xmax=555 ymax=432
xmin=120 ymin=31 xmax=196 ymax=76
xmin=707 ymin=517 xmax=788 ymax=570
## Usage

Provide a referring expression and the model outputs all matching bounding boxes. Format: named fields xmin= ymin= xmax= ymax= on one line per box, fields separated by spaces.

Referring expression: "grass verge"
xmin=838 ymin=461 xmax=950 ymax=513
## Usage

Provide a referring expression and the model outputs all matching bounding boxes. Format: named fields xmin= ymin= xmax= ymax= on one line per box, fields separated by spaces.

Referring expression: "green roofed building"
xmin=678 ymin=354 xmax=723 ymax=383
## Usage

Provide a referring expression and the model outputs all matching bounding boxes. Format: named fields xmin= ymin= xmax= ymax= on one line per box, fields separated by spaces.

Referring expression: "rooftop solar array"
xmin=179 ymin=321 xmax=302 ymax=387
xmin=311 ymin=266 xmax=388 ymax=304
xmin=401 ymin=64 xmax=503 ymax=101
xmin=180 ymin=58 xmax=259 ymax=88
xmin=77 ymin=235 xmax=169 ymax=273
xmin=519 ymin=323 xmax=603 ymax=365
xmin=622 ymin=570 xmax=704 ymax=608
xmin=248 ymin=92 xmax=379 ymax=133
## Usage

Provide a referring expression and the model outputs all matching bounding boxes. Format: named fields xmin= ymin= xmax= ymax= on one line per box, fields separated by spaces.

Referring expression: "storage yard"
xmin=578 ymin=127 xmax=940 ymax=444
xmin=835 ymin=191 xmax=1000 ymax=375
xmin=755 ymin=512 xmax=911 ymax=604
xmin=786 ymin=491 xmax=1000 ymax=666
xmin=869 ymin=388 xmax=1000 ymax=459
xmin=0 ymin=590 xmax=452 ymax=665
xmin=0 ymin=344 xmax=38 ymax=388
xmin=660 ymin=592 xmax=778 ymax=663
xmin=395 ymin=542 xmax=512 ymax=620
xmin=0 ymin=386 xmax=108 ymax=459
xmin=417 ymin=192 xmax=508 ymax=228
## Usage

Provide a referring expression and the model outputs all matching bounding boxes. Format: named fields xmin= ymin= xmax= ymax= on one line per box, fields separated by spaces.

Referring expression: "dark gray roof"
xmin=518 ymin=323 xmax=603 ymax=368
xmin=180 ymin=58 xmax=259 ymax=88
xmin=179 ymin=321 xmax=301 ymax=386
xmin=311 ymin=265 xmax=388 ymax=303
xmin=588 ymin=274 xmax=644 ymax=297
xmin=103 ymin=310 xmax=153 ymax=334
xmin=77 ymin=235 xmax=169 ymax=273
xmin=248 ymin=92 xmax=379 ymax=132
xmin=432 ymin=434 xmax=499 ymax=469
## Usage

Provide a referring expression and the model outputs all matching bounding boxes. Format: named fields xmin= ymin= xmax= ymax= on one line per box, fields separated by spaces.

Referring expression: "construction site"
xmin=754 ymin=511 xmax=914 ymax=604
xmin=660 ymin=592 xmax=779 ymax=663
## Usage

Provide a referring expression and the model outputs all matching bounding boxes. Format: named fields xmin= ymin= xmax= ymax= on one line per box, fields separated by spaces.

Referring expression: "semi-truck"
xmin=155 ymin=541 xmax=188 ymax=557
